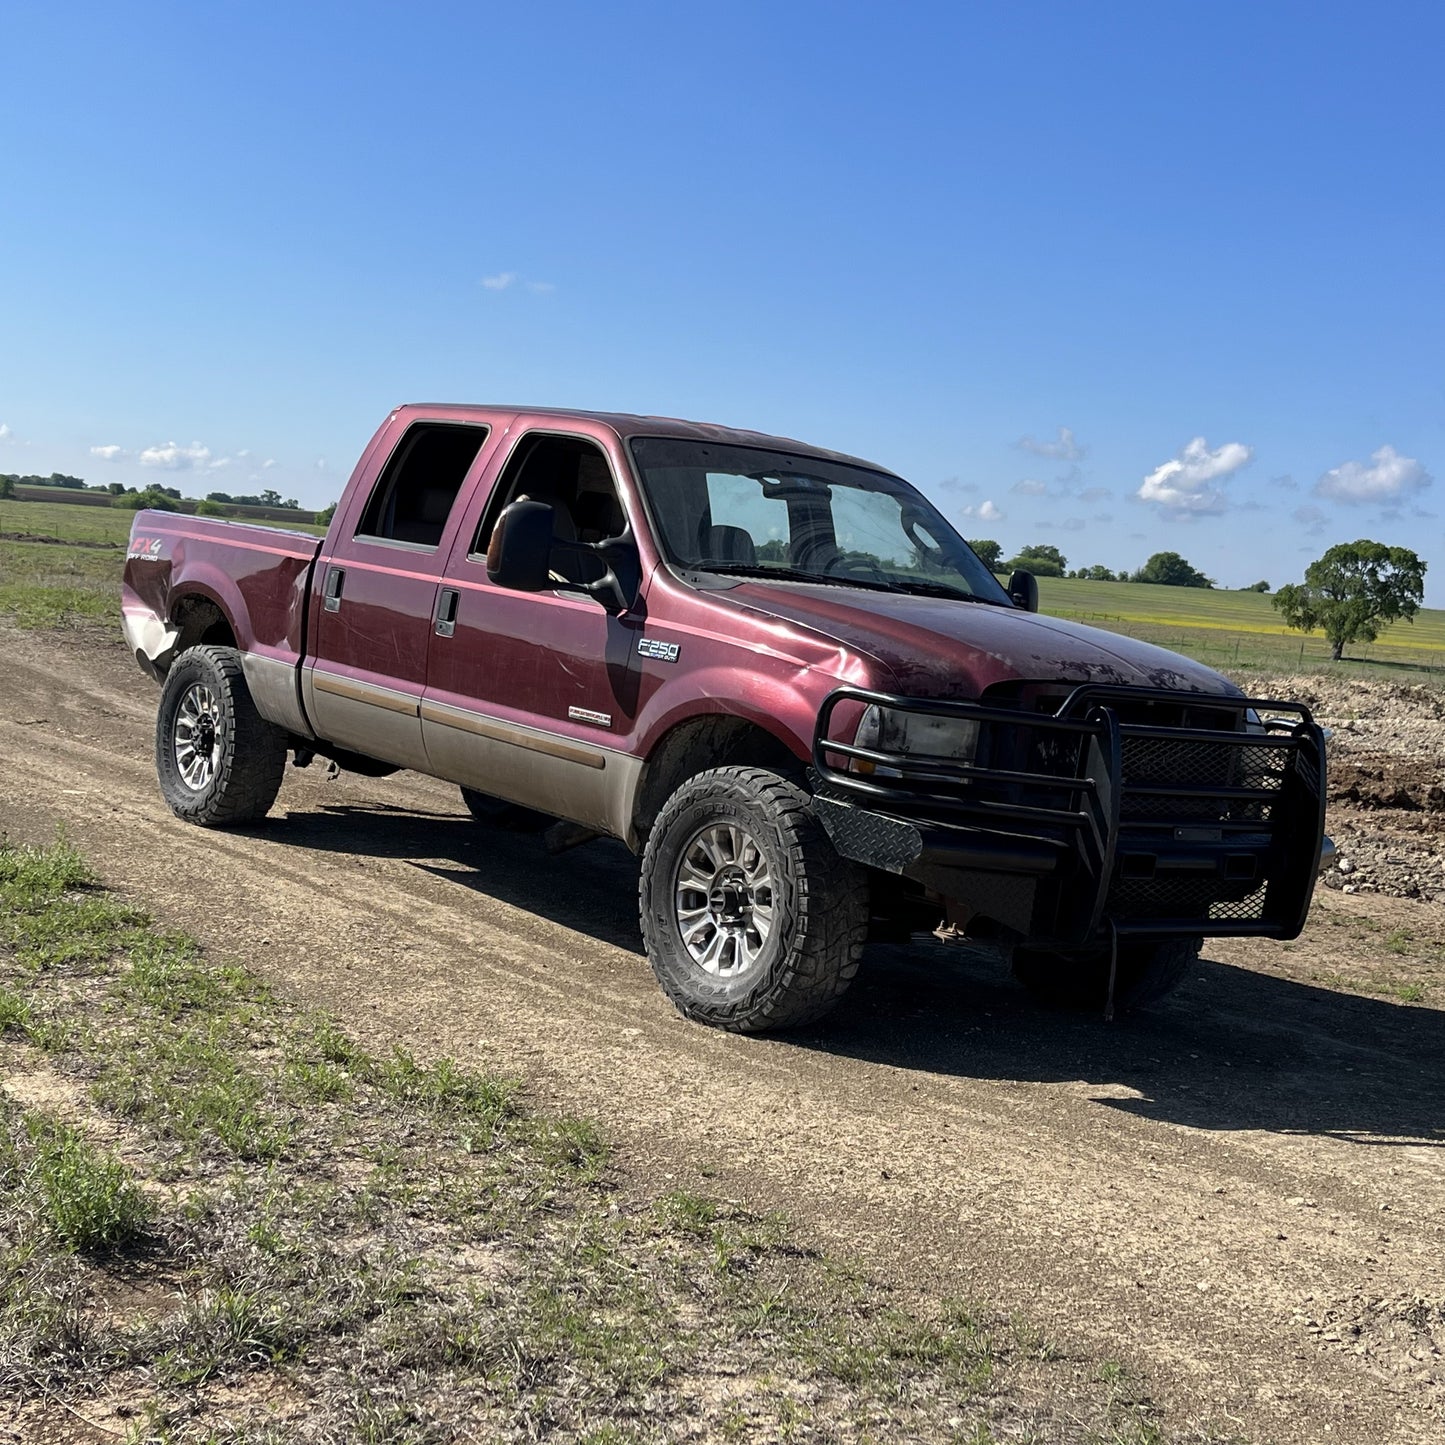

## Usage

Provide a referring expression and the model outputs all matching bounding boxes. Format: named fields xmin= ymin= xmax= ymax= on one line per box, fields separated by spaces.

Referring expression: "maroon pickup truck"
xmin=122 ymin=405 xmax=1330 ymax=1031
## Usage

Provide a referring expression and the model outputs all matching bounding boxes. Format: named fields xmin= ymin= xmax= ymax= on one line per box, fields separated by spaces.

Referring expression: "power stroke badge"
xmin=637 ymin=638 xmax=680 ymax=663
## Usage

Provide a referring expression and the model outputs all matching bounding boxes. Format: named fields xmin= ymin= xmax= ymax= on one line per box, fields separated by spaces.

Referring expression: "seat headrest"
xmin=703 ymin=525 xmax=756 ymax=566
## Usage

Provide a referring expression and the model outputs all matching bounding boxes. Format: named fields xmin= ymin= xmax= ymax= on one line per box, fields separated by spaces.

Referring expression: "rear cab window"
xmin=355 ymin=422 xmax=490 ymax=550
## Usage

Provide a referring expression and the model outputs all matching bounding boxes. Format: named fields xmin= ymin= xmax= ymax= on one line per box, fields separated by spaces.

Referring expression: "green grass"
xmin=0 ymin=834 xmax=1212 ymax=1443
xmin=1031 ymin=576 xmax=1445 ymax=683
xmin=0 ymin=497 xmax=326 ymax=630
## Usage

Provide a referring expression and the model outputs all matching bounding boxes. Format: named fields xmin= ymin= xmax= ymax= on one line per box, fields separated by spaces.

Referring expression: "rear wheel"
xmin=1012 ymin=936 xmax=1201 ymax=1011
xmin=639 ymin=766 xmax=868 ymax=1032
xmin=155 ymin=645 xmax=287 ymax=826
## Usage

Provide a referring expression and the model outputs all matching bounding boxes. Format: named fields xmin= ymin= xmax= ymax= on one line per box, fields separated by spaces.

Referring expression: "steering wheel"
xmin=823 ymin=552 xmax=889 ymax=583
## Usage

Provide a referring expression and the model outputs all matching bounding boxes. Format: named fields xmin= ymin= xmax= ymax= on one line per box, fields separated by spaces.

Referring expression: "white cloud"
xmin=525 ymin=279 xmax=557 ymax=294
xmin=0 ymin=423 xmax=11 ymax=442
xmin=139 ymin=441 xmax=212 ymax=470
xmin=262 ymin=458 xmax=277 ymax=469
xmin=1137 ymin=436 xmax=1253 ymax=514
xmin=1315 ymin=444 xmax=1430 ymax=504
xmin=1011 ymin=478 xmax=1048 ymax=496
xmin=482 ymin=272 xmax=518 ymax=290
xmin=315 ymin=458 xmax=328 ymax=471
xmin=961 ymin=499 xmax=1005 ymax=522
xmin=90 ymin=444 xmax=126 ymax=461
xmin=1018 ymin=426 xmax=1085 ymax=462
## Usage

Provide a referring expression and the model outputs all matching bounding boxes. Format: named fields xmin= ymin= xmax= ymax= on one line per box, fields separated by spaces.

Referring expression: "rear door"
xmin=303 ymin=419 xmax=494 ymax=768
xmin=421 ymin=430 xmax=645 ymax=834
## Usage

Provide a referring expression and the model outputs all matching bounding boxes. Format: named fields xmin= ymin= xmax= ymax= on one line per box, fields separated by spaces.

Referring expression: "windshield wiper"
xmin=690 ymin=563 xmax=903 ymax=593
xmin=885 ymin=578 xmax=1013 ymax=605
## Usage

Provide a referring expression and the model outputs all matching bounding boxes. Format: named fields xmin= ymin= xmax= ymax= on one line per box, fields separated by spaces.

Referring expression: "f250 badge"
xmin=127 ymin=536 xmax=164 ymax=560
xmin=637 ymin=638 xmax=680 ymax=663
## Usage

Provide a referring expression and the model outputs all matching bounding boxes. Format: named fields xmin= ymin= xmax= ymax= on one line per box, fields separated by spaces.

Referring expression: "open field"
xmin=0 ymin=500 xmax=325 ymax=631
xmin=1034 ymin=577 xmax=1445 ymax=683
xmin=0 ymin=623 xmax=1442 ymax=1443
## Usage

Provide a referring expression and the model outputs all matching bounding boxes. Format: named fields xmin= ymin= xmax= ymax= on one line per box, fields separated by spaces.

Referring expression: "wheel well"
xmin=168 ymin=596 xmax=237 ymax=665
xmin=631 ymin=716 xmax=801 ymax=850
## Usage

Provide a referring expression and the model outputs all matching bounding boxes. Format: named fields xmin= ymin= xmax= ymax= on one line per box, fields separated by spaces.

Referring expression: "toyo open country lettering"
xmin=121 ymin=405 xmax=1332 ymax=1031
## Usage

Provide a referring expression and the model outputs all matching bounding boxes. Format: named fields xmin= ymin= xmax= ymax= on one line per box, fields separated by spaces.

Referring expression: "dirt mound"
xmin=1250 ymin=673 xmax=1445 ymax=903
xmin=1330 ymin=758 xmax=1445 ymax=813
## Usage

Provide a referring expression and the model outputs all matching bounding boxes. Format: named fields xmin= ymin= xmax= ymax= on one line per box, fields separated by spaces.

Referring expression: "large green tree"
xmin=1003 ymin=543 xmax=1066 ymax=577
xmin=967 ymin=538 xmax=1002 ymax=572
xmin=1272 ymin=540 xmax=1426 ymax=660
xmin=1131 ymin=551 xmax=1214 ymax=588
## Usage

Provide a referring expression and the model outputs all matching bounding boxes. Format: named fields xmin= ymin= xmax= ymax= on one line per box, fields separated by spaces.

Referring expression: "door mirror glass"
xmin=486 ymin=500 xmax=554 ymax=592
xmin=1007 ymin=568 xmax=1040 ymax=612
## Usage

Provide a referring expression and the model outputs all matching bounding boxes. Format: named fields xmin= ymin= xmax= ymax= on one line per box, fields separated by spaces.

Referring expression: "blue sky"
xmin=3 ymin=2 xmax=1442 ymax=596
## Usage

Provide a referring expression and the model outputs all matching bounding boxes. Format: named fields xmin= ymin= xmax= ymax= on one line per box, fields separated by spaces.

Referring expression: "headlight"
xmin=851 ymin=704 xmax=981 ymax=775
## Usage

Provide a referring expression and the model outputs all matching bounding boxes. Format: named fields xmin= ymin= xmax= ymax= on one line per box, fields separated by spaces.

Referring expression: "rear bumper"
xmin=812 ymin=685 xmax=1329 ymax=948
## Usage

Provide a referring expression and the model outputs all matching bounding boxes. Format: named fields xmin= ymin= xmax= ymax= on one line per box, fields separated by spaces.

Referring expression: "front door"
xmin=421 ymin=431 xmax=643 ymax=835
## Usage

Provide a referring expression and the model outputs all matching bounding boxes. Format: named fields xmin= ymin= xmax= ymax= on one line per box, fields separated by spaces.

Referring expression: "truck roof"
xmin=393 ymin=403 xmax=898 ymax=477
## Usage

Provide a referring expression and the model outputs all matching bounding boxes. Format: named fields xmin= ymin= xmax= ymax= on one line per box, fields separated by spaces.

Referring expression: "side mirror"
xmin=1007 ymin=568 xmax=1039 ymax=612
xmin=486 ymin=500 xmax=554 ymax=592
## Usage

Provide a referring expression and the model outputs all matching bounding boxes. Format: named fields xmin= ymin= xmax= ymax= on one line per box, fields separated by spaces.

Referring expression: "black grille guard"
xmin=811 ymin=685 xmax=1328 ymax=946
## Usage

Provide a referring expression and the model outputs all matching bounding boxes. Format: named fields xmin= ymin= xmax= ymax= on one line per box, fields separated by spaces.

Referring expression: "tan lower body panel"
xmin=420 ymin=698 xmax=642 ymax=838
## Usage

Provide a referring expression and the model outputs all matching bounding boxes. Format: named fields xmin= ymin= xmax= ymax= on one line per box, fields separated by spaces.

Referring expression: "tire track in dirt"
xmin=2 ymin=627 xmax=1442 ymax=1443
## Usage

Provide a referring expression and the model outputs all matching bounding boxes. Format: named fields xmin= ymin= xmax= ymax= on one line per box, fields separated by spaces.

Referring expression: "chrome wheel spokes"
xmin=673 ymin=822 xmax=775 ymax=977
xmin=174 ymin=683 xmax=222 ymax=791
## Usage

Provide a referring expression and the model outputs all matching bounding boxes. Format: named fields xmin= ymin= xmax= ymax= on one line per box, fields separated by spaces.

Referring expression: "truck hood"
xmin=720 ymin=580 xmax=1240 ymax=698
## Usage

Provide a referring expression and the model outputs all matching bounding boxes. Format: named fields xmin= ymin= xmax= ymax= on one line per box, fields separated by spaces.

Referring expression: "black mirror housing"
xmin=1007 ymin=568 xmax=1040 ymax=613
xmin=486 ymin=500 xmax=554 ymax=592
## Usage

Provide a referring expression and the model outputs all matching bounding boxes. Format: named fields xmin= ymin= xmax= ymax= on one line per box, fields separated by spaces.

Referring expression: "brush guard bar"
xmin=811 ymin=685 xmax=1328 ymax=947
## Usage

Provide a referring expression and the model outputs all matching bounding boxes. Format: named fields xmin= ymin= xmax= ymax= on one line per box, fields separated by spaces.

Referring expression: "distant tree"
xmin=195 ymin=498 xmax=227 ymax=516
xmin=206 ymin=491 xmax=233 ymax=503
xmin=259 ymin=488 xmax=282 ymax=507
xmin=49 ymin=473 xmax=86 ymax=489
xmin=107 ymin=482 xmax=126 ymax=496
xmin=315 ymin=500 xmax=339 ymax=527
xmin=0 ymin=476 xmax=14 ymax=500
xmin=967 ymin=538 xmax=1003 ymax=572
xmin=1003 ymin=543 xmax=1066 ymax=577
xmin=1246 ymin=579 xmax=1270 ymax=593
xmin=282 ymin=497 xmax=299 ymax=509
xmin=1083 ymin=564 xmax=1116 ymax=581
xmin=1132 ymin=551 xmax=1214 ymax=588
xmin=1273 ymin=540 xmax=1426 ymax=661
xmin=158 ymin=486 xmax=181 ymax=499
xmin=115 ymin=485 xmax=180 ymax=513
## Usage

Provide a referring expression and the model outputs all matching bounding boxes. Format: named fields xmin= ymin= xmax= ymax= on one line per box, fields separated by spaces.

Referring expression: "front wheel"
xmin=1012 ymin=936 xmax=1201 ymax=1011
xmin=155 ymin=645 xmax=288 ymax=827
xmin=639 ymin=766 xmax=868 ymax=1033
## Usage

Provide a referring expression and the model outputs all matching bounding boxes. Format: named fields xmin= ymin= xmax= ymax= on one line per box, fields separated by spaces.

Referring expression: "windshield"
xmin=629 ymin=438 xmax=1012 ymax=604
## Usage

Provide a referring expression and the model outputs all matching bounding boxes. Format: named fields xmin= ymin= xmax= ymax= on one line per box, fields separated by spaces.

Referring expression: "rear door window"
xmin=356 ymin=423 xmax=489 ymax=549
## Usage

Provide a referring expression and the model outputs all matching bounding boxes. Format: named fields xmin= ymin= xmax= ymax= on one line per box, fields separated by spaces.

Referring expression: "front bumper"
xmin=812 ymin=685 xmax=1329 ymax=948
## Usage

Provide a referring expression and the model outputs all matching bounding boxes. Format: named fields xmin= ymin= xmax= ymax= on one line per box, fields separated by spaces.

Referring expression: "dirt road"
xmin=2 ymin=625 xmax=1442 ymax=1443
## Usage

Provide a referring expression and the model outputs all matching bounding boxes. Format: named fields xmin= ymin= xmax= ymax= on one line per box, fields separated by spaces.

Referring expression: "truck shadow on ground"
xmin=265 ymin=801 xmax=1445 ymax=1148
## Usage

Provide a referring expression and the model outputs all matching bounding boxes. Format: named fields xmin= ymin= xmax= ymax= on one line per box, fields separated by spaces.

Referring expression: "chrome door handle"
xmin=323 ymin=566 xmax=346 ymax=613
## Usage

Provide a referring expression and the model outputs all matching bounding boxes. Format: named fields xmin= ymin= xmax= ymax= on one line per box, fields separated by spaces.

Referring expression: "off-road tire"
xmin=459 ymin=787 xmax=551 ymax=833
xmin=155 ymin=645 xmax=287 ymax=827
xmin=639 ymin=766 xmax=868 ymax=1033
xmin=1012 ymin=936 xmax=1201 ymax=1011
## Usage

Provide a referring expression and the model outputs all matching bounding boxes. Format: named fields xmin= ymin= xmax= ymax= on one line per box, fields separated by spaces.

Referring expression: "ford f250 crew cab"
xmin=122 ymin=405 xmax=1332 ymax=1031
